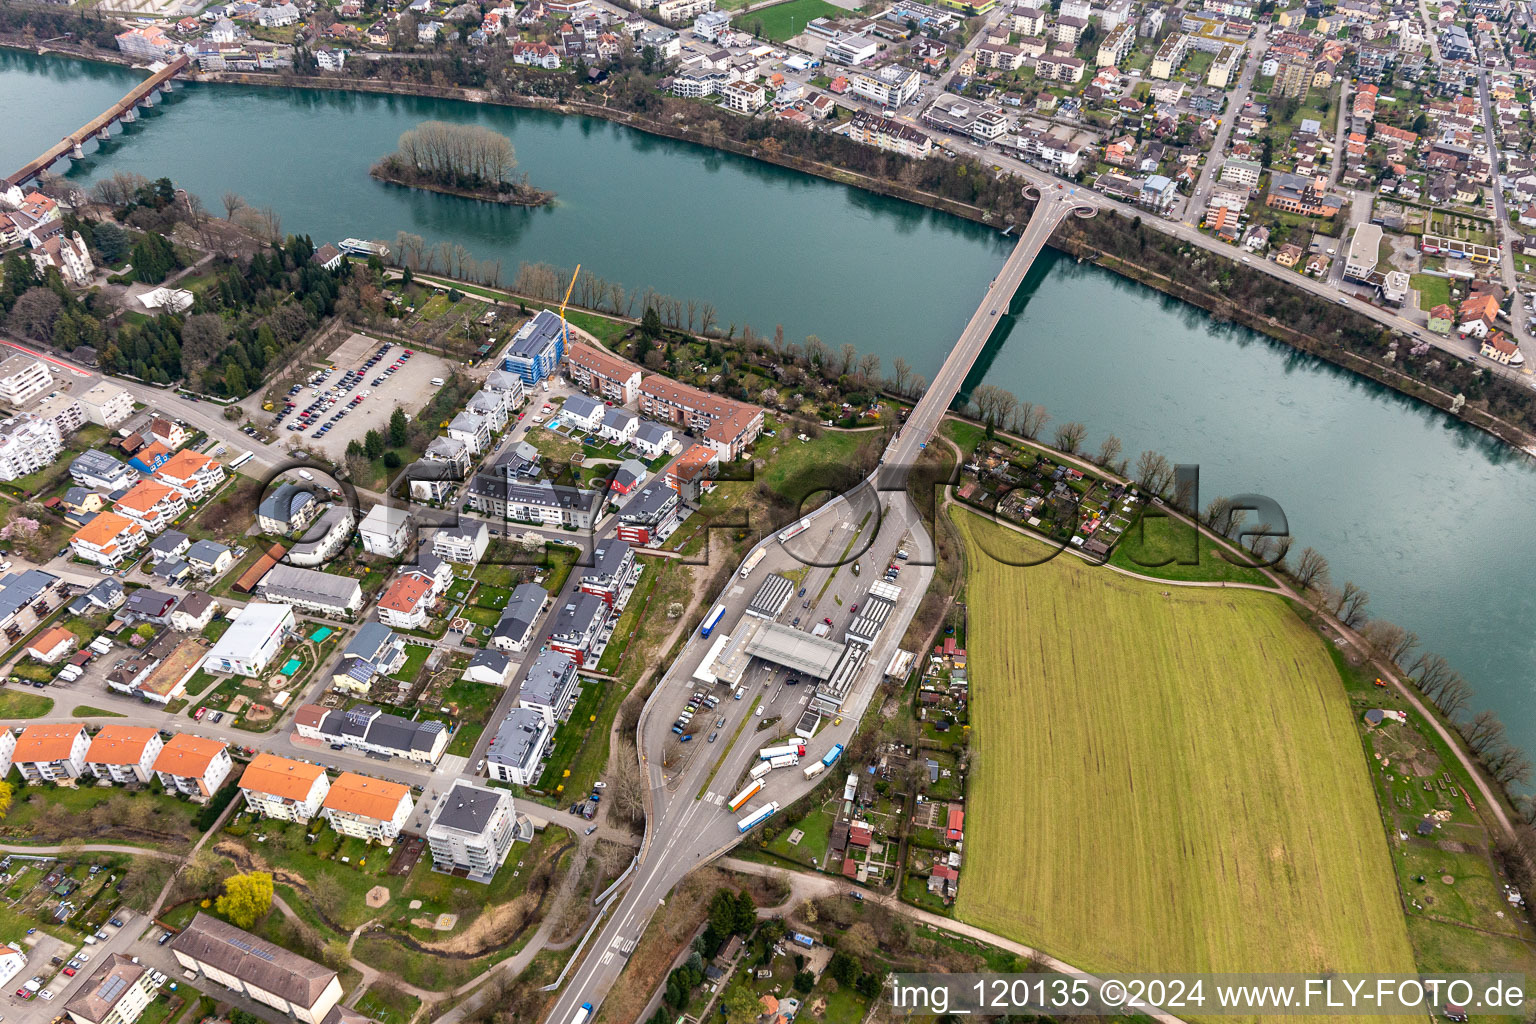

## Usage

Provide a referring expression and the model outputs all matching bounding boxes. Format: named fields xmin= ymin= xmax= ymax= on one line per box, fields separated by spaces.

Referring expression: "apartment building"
xmin=721 ymin=79 xmax=767 ymax=113
xmin=432 ymin=521 xmax=489 ymax=565
xmin=566 ymin=343 xmax=642 ymax=404
xmin=848 ymin=65 xmax=921 ymax=106
xmin=845 ymin=112 xmax=934 ymax=158
xmin=321 ymin=773 xmax=414 ymax=844
xmin=170 ymin=915 xmax=343 ymax=1024
xmin=377 ymin=571 xmax=435 ymax=630
xmin=578 ymin=541 xmax=637 ymax=607
xmin=239 ymin=753 xmax=330 ymax=821
xmin=426 ymin=782 xmax=520 ymax=882
xmin=1098 ymin=23 xmax=1135 ymax=66
xmin=0 ymin=355 xmax=51 ymax=408
xmin=154 ymin=450 xmax=226 ymax=502
xmin=113 ymin=480 xmax=187 ymax=535
xmin=256 ymin=564 xmax=363 ymax=618
xmin=615 ymin=482 xmax=680 ymax=545
xmin=64 ymin=954 xmax=158 ymax=1024
xmin=502 ymin=309 xmax=566 ymax=385
xmin=84 ymin=726 xmax=164 ymax=785
xmin=491 ymin=582 xmax=547 ymax=654
xmin=0 ymin=414 xmax=61 ymax=482
xmin=13 ymin=723 xmax=89 ymax=782
xmin=546 ymin=592 xmax=607 ymax=666
xmin=70 ymin=450 xmax=135 ymax=491
xmin=153 ymin=733 xmax=234 ymax=798
xmin=357 ymin=504 xmax=413 ymax=558
xmin=517 ymin=649 xmax=579 ymax=727
xmin=485 ymin=708 xmax=551 ymax=787
xmin=70 ymin=512 xmax=147 ymax=568
xmin=1150 ymin=32 xmax=1190 ymax=77
xmin=77 ymin=383 xmax=134 ymax=428
xmin=467 ymin=476 xmax=599 ymax=530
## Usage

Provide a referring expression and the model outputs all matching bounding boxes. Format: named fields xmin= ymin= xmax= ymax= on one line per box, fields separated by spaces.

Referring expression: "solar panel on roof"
xmin=98 ymin=975 xmax=128 ymax=1004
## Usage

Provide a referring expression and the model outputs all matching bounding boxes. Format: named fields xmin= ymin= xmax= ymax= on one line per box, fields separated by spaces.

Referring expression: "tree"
xmin=7 ymin=288 xmax=62 ymax=341
xmin=708 ymin=889 xmax=737 ymax=939
xmin=1133 ymin=450 xmax=1172 ymax=494
xmin=1292 ymin=546 xmax=1330 ymax=592
xmin=732 ymin=889 xmax=756 ymax=934
xmin=1097 ymin=433 xmax=1123 ymax=469
xmin=181 ymin=314 xmax=229 ymax=375
xmin=215 ymin=871 xmax=273 ymax=929
xmin=0 ymin=780 xmax=13 ymax=820
xmin=1016 ymin=402 xmax=1049 ymax=439
xmin=1053 ymin=421 xmax=1087 ymax=454
xmin=722 ymin=985 xmax=760 ymax=1024
xmin=93 ymin=221 xmax=129 ymax=264
xmin=828 ymin=950 xmax=860 ymax=986
xmin=388 ymin=406 xmax=410 ymax=447
xmin=311 ymin=872 xmax=345 ymax=920
xmin=793 ymin=970 xmax=815 ymax=993
xmin=641 ymin=305 xmax=663 ymax=340
xmin=364 ymin=429 xmax=385 ymax=460
xmin=383 ymin=451 xmax=402 ymax=469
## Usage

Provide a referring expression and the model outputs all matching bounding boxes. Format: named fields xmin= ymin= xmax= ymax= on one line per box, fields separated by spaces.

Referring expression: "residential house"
xmin=154 ymin=450 xmax=226 ymax=502
xmin=491 ymin=582 xmax=547 ymax=653
xmin=255 ymin=564 xmax=363 ymax=618
xmin=358 ymin=505 xmax=413 ymax=558
xmin=84 ymin=726 xmax=164 ymax=785
xmin=153 ymin=733 xmax=233 ymax=798
xmin=377 ymin=571 xmax=436 ymax=630
xmin=332 ymin=621 xmax=407 ymax=695
xmin=239 ymin=753 xmax=330 ymax=821
xmin=24 ymin=625 xmax=77 ymax=665
xmin=63 ymin=954 xmax=159 ymax=1024
xmin=321 ymin=773 xmax=414 ymax=844
xmin=598 ymin=407 xmax=639 ymax=446
xmin=432 ymin=521 xmax=489 ymax=565
xmin=484 ymin=708 xmax=551 ymax=787
xmin=257 ymin=483 xmax=321 ymax=535
xmin=0 ymin=414 xmax=61 ymax=482
xmin=462 ymin=649 xmax=513 ymax=686
xmin=560 ymin=394 xmax=606 ymax=433
xmin=287 ymin=505 xmax=356 ymax=568
xmin=170 ymin=915 xmax=343 ymax=1024
xmin=294 ymin=705 xmax=449 ymax=764
xmin=70 ymin=512 xmax=146 ymax=568
xmin=113 ymin=479 xmax=186 ymax=535
xmin=425 ymin=782 xmax=521 ymax=882
xmin=170 ymin=592 xmax=218 ymax=632
xmin=187 ymin=540 xmax=234 ymax=576
xmin=13 ymin=723 xmax=89 ymax=782
xmin=70 ymin=450 xmax=134 ymax=491
xmin=517 ymin=649 xmax=578 ymax=726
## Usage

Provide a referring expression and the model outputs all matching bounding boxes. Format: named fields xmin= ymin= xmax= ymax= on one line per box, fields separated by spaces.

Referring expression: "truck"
xmin=570 ymin=1003 xmax=594 ymax=1024
xmin=821 ymin=743 xmax=845 ymax=768
xmin=791 ymin=933 xmax=816 ymax=949
xmin=778 ymin=517 xmax=811 ymax=543
xmin=803 ymin=761 xmax=826 ymax=780
xmin=700 ymin=604 xmax=726 ymax=638
xmin=749 ymin=762 xmax=772 ymax=781
xmin=737 ymin=801 xmax=780 ymax=833
xmin=739 ymin=548 xmax=766 ymax=578
xmin=759 ymin=743 xmax=807 ymax=760
xmin=727 ymin=780 xmax=764 ymax=812
xmin=768 ymin=753 xmax=800 ymax=769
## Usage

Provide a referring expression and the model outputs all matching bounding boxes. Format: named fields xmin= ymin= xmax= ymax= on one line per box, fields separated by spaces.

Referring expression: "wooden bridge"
xmin=4 ymin=54 xmax=189 ymax=189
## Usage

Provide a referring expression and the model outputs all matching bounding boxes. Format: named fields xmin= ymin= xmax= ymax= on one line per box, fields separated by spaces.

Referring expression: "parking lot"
xmin=269 ymin=332 xmax=459 ymax=463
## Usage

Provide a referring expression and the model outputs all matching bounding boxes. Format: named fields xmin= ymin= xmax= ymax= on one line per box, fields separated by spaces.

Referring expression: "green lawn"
xmin=71 ymin=705 xmax=125 ymax=718
xmin=758 ymin=430 xmax=875 ymax=502
xmin=392 ymin=643 xmax=434 ymax=683
xmin=733 ymin=0 xmax=843 ymax=40
xmin=1411 ymin=273 xmax=1452 ymax=311
xmin=354 ymin=985 xmax=422 ymax=1024
xmin=951 ymin=509 xmax=1418 ymax=978
xmin=1109 ymin=511 xmax=1274 ymax=586
xmin=0 ymin=690 xmax=54 ymax=718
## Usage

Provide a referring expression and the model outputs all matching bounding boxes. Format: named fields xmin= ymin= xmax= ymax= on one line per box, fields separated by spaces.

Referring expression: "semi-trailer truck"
xmin=759 ymin=743 xmax=807 ymax=760
xmin=737 ymin=801 xmax=780 ymax=833
xmin=727 ymin=780 xmax=763 ymax=812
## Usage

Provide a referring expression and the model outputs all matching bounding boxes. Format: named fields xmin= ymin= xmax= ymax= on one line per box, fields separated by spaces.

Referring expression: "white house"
xmin=485 ymin=708 xmax=551 ymax=787
xmin=321 ymin=773 xmax=414 ymax=844
xmin=560 ymin=394 xmax=605 ymax=433
xmin=599 ymin=407 xmax=638 ymax=446
xmin=432 ymin=521 xmax=488 ymax=565
xmin=153 ymin=733 xmax=233 ymax=798
xmin=358 ymin=504 xmax=413 ymax=558
xmin=13 ymin=723 xmax=90 ymax=782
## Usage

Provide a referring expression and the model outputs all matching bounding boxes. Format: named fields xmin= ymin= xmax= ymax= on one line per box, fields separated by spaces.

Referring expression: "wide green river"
xmin=6 ymin=49 xmax=1535 ymax=765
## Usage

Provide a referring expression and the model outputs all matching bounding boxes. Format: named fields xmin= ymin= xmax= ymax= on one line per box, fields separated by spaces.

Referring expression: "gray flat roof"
xmin=743 ymin=621 xmax=847 ymax=680
xmin=430 ymin=781 xmax=509 ymax=834
xmin=487 ymin=707 xmax=548 ymax=769
xmin=745 ymin=573 xmax=795 ymax=621
xmin=845 ymin=593 xmax=894 ymax=646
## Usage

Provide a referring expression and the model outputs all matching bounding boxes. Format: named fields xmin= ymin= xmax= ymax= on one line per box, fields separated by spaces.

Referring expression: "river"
xmin=4 ymin=49 xmax=1535 ymax=767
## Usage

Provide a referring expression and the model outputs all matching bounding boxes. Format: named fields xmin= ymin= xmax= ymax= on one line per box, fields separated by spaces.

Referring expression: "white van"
xmin=430 ymin=378 xmax=445 ymax=387
xmin=297 ymin=469 xmax=314 ymax=482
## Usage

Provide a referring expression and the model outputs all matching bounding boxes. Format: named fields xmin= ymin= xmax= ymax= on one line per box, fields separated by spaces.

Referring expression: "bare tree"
xmin=1334 ymin=581 xmax=1370 ymax=628
xmin=1361 ymin=620 xmax=1419 ymax=668
xmin=1133 ymin=450 xmax=1173 ymax=494
xmin=222 ymin=191 xmax=246 ymax=219
xmin=1435 ymin=674 xmax=1473 ymax=718
xmin=1411 ymin=652 xmax=1452 ymax=698
xmin=891 ymin=356 xmax=913 ymax=396
xmin=609 ymin=740 xmax=645 ymax=826
xmin=1053 ymin=421 xmax=1087 ymax=454
xmin=1097 ymin=433 xmax=1123 ymax=469
xmin=90 ymin=171 xmax=150 ymax=208
xmin=1461 ymin=710 xmax=1506 ymax=756
xmin=1292 ymin=547 xmax=1330 ymax=592
xmin=1016 ymin=402 xmax=1049 ymax=440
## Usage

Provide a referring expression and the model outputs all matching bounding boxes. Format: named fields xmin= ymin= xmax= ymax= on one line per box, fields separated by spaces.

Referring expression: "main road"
xmin=537 ymin=194 xmax=1079 ymax=1023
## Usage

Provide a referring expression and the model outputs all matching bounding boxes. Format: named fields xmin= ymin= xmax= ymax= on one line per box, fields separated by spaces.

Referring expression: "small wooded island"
xmin=371 ymin=121 xmax=554 ymax=206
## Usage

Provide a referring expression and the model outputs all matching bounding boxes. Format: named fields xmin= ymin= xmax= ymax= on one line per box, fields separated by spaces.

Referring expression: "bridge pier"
xmin=71 ymin=141 xmax=85 ymax=160
xmin=140 ymin=90 xmax=156 ymax=107
xmin=120 ymin=107 xmax=136 ymax=123
xmin=97 ymin=128 xmax=111 ymax=143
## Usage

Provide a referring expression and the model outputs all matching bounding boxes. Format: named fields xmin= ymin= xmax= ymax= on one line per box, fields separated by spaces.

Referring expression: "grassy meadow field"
xmin=951 ymin=509 xmax=1417 ymax=980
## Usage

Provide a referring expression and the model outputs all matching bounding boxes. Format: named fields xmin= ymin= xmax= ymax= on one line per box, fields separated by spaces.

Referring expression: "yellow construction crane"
xmin=559 ymin=263 xmax=580 ymax=349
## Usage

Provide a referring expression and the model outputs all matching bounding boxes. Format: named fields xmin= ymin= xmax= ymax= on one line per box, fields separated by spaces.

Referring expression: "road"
xmin=1182 ymin=29 xmax=1267 ymax=216
xmin=539 ymin=195 xmax=1074 ymax=1023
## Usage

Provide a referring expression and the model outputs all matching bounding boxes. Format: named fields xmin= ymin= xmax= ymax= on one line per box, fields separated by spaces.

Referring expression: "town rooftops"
xmin=74 ymin=512 xmax=142 ymax=548
xmin=171 ymin=913 xmax=337 ymax=1008
xmin=506 ymin=309 xmax=565 ymax=357
xmin=85 ymin=725 xmax=159 ymax=766
xmin=258 ymin=482 xmax=315 ymax=525
xmin=14 ymin=723 xmax=85 ymax=763
xmin=562 ymin=394 xmax=603 ymax=422
xmin=567 ymin=342 xmax=639 ymax=381
xmin=240 ymin=752 xmax=326 ymax=800
xmin=156 ymin=448 xmax=219 ymax=480
xmin=322 ymin=772 xmax=409 ymax=821
xmin=344 ymin=621 xmax=396 ymax=663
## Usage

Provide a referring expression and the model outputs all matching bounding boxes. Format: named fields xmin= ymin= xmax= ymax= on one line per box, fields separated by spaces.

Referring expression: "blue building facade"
xmin=502 ymin=309 xmax=566 ymax=385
